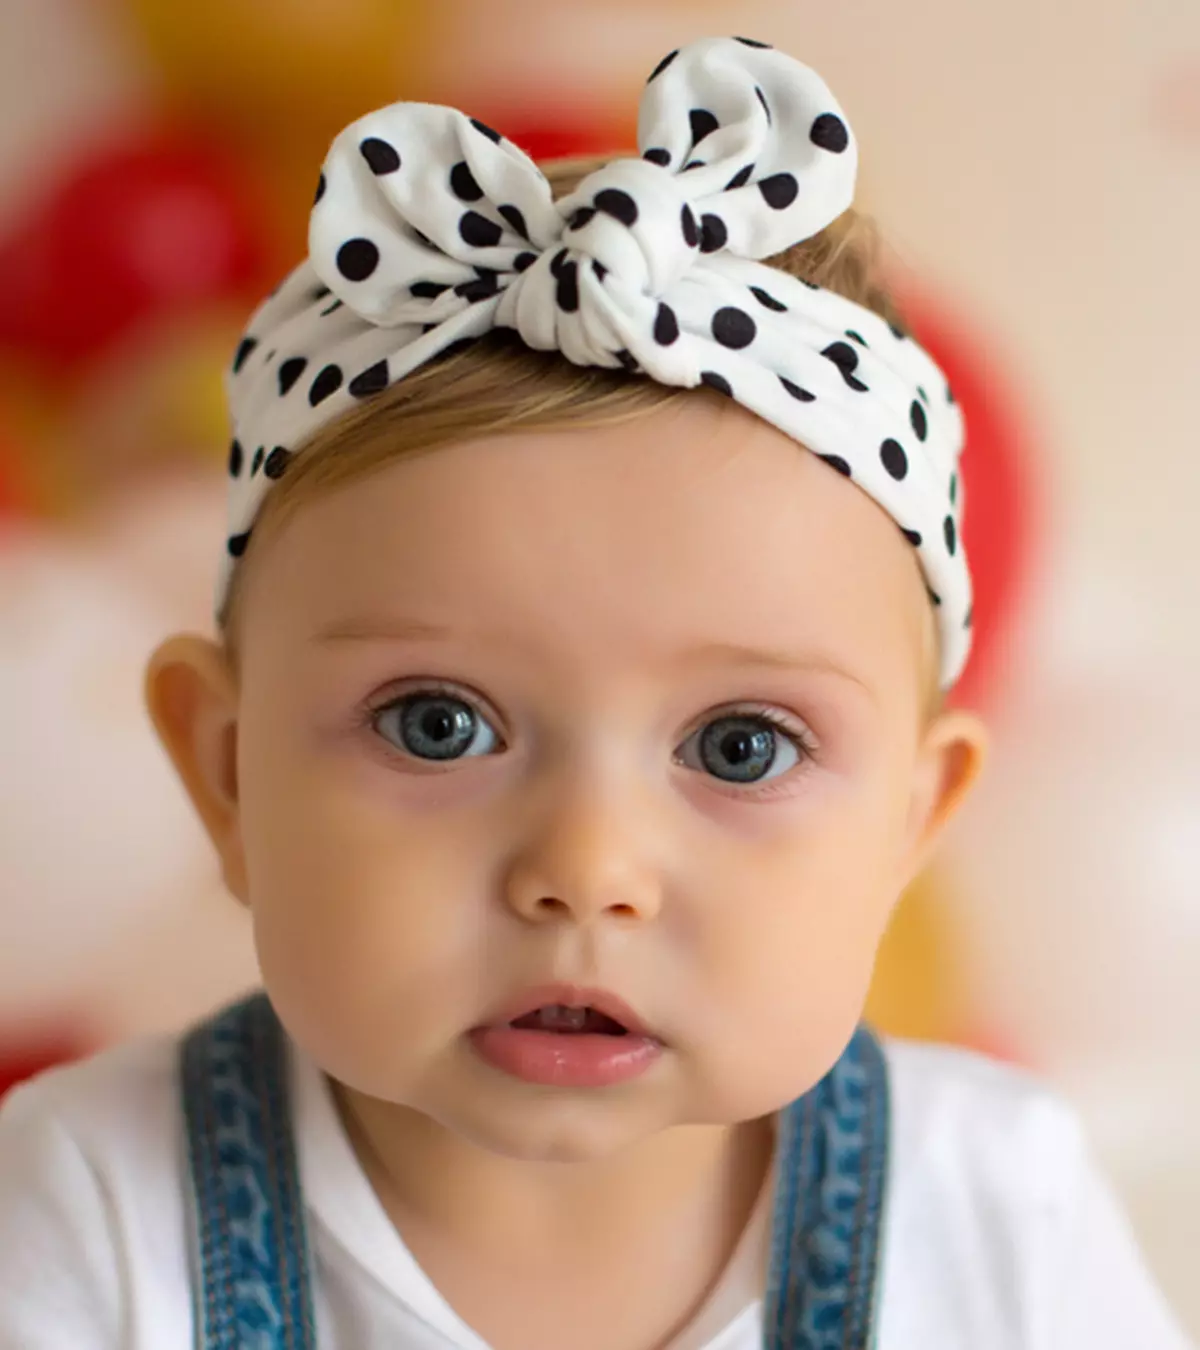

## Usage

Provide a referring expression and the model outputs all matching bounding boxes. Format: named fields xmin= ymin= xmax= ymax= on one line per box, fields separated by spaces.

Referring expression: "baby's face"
xmin=225 ymin=395 xmax=977 ymax=1161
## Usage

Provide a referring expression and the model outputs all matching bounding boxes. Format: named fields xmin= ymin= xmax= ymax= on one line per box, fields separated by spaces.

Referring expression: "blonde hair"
xmin=221 ymin=153 xmax=940 ymax=710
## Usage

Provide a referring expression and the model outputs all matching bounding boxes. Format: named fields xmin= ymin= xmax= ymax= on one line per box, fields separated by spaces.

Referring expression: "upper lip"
xmin=482 ymin=983 xmax=660 ymax=1041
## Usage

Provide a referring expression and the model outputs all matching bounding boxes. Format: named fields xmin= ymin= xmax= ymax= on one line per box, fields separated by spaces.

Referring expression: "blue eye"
xmin=676 ymin=712 xmax=804 ymax=785
xmin=373 ymin=690 xmax=500 ymax=761
xmin=371 ymin=687 xmax=812 ymax=787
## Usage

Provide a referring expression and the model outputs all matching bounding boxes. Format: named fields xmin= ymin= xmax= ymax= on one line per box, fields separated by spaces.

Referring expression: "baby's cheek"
xmin=692 ymin=841 xmax=896 ymax=1117
xmin=239 ymin=777 xmax=482 ymax=1088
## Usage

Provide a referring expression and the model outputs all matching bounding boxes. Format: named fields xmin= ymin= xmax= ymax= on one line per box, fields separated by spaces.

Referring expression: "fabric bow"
xmin=224 ymin=36 xmax=972 ymax=689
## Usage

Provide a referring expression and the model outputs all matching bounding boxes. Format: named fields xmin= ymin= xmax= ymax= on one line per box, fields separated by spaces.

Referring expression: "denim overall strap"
xmin=762 ymin=1026 xmax=890 ymax=1350
xmin=180 ymin=993 xmax=319 ymax=1350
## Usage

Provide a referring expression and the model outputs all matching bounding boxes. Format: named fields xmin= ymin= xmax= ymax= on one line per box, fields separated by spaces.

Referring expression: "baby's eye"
xmin=675 ymin=712 xmax=806 ymax=786
xmin=373 ymin=690 xmax=500 ymax=761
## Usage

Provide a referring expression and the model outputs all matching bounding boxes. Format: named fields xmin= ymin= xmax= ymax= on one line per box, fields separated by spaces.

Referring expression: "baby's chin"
xmin=338 ymin=1033 xmax=826 ymax=1169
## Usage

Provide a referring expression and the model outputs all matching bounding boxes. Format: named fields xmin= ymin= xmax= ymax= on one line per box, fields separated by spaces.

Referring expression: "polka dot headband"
xmin=224 ymin=34 xmax=972 ymax=689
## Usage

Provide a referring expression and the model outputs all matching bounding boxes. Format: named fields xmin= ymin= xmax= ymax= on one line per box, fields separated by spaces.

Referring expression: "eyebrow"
xmin=314 ymin=617 xmax=872 ymax=694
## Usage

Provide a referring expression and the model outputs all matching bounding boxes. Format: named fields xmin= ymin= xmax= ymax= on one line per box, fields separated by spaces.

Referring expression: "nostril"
xmin=533 ymin=896 xmax=569 ymax=914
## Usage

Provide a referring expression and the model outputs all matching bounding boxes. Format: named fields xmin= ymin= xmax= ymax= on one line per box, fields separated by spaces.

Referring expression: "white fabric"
xmin=222 ymin=35 xmax=973 ymax=689
xmin=0 ymin=1029 xmax=1190 ymax=1349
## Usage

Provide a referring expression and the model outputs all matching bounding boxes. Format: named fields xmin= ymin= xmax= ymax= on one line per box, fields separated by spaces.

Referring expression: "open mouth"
xmin=509 ymin=1004 xmax=630 ymax=1036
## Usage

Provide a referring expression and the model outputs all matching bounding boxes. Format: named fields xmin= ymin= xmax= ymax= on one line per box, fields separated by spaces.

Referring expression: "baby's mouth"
xmin=508 ymin=1005 xmax=630 ymax=1036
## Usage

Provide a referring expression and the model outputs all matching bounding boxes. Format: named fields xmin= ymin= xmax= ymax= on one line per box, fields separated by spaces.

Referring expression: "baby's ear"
xmin=144 ymin=635 xmax=249 ymax=905
xmin=899 ymin=707 xmax=990 ymax=890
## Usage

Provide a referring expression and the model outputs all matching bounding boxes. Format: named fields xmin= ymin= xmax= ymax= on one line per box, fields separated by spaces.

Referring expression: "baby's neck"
xmin=334 ymin=1081 xmax=774 ymax=1267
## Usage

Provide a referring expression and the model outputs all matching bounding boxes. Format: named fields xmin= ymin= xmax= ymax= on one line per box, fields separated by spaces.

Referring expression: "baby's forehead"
xmin=241 ymin=401 xmax=937 ymax=707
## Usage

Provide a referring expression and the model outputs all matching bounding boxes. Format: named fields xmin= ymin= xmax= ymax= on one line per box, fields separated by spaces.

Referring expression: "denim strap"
xmin=763 ymin=1026 xmax=891 ymax=1349
xmin=181 ymin=993 xmax=318 ymax=1350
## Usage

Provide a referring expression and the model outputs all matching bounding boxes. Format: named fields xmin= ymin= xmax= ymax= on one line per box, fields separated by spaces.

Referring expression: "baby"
xmin=0 ymin=35 xmax=1191 ymax=1350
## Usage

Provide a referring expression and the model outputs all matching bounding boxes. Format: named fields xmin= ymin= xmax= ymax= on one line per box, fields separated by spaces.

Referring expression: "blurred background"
xmin=0 ymin=0 xmax=1196 ymax=1328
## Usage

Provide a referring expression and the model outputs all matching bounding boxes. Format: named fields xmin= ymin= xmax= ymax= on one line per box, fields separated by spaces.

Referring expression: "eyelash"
xmin=361 ymin=679 xmax=819 ymax=799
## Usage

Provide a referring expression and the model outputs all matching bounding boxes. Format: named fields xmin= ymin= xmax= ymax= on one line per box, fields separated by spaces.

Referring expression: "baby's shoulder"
xmin=0 ymin=1029 xmax=194 ymax=1345
xmin=0 ymin=1026 xmax=182 ymax=1162
xmin=881 ymin=1035 xmax=1088 ymax=1200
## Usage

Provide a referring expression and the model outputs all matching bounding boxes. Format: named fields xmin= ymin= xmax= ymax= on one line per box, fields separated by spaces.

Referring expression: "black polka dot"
xmin=890 ymin=323 xmax=908 ymax=340
xmin=750 ymin=286 xmax=787 ymax=312
xmin=681 ymin=204 xmax=699 ymax=248
xmin=360 ymin=137 xmax=401 ymax=175
xmin=227 ymin=531 xmax=252 ymax=559
xmin=820 ymin=455 xmax=852 ymax=478
xmin=266 ymin=350 xmax=276 ymax=362
xmin=881 ymin=438 xmax=909 ymax=480
xmin=910 ymin=400 xmax=928 ymax=442
xmin=779 ymin=376 xmax=815 ymax=402
xmin=514 ymin=251 xmax=537 ymax=272
xmin=917 ymin=385 xmax=929 ymax=403
xmin=410 ymin=281 xmax=451 ymax=299
xmin=927 ymin=586 xmax=943 ymax=607
xmin=264 ymin=447 xmax=292 ymax=480
xmin=712 ymin=307 xmax=757 ymax=349
xmin=949 ymin=474 xmax=958 ymax=505
xmin=310 ymin=285 xmax=331 ymax=301
xmin=800 ymin=278 xmax=820 ymax=290
xmin=568 ymin=206 xmax=596 ymax=231
xmin=459 ymin=212 xmax=503 ymax=248
xmin=455 ymin=270 xmax=501 ymax=302
xmin=700 ymin=371 xmax=733 ymax=397
xmin=470 ymin=118 xmax=503 ymax=144
xmin=595 ymin=189 xmax=638 ymax=227
xmin=944 ymin=515 xmax=957 ymax=555
xmin=690 ymin=109 xmax=720 ymax=145
xmin=643 ymin=147 xmax=671 ymax=167
xmin=592 ymin=260 xmax=608 ymax=281
xmin=337 ymin=238 xmax=380 ymax=282
xmin=615 ymin=349 xmax=639 ymax=373
xmin=450 ymin=161 xmax=484 ymax=202
xmin=845 ymin=329 xmax=868 ymax=347
xmin=756 ymin=87 xmax=772 ymax=123
xmin=232 ymin=337 xmax=257 ymax=374
xmin=251 ymin=446 xmax=264 ymax=476
xmin=946 ymin=383 xmax=957 ymax=405
xmin=821 ymin=341 xmax=869 ymax=392
xmin=649 ymin=49 xmax=679 ymax=82
xmin=901 ymin=527 xmax=922 ymax=547
xmin=349 ymin=360 xmax=389 ymax=398
xmin=654 ymin=303 xmax=679 ymax=345
xmin=964 ymin=605 xmax=974 ymax=628
xmin=278 ymin=357 xmax=308 ymax=396
xmin=411 ymin=227 xmax=437 ymax=250
xmin=758 ymin=174 xmax=799 ymax=210
xmin=726 ymin=164 xmax=755 ymax=190
xmin=549 ymin=248 xmax=569 ymax=278
xmin=309 ymin=364 xmax=343 ymax=405
xmin=556 ymin=259 xmax=580 ymax=312
xmin=314 ymin=173 xmax=326 ymax=204
xmin=700 ymin=214 xmax=727 ymax=253
xmin=499 ymin=204 xmax=529 ymax=238
xmin=228 ymin=439 xmax=244 ymax=476
xmin=735 ymin=36 xmax=773 ymax=48
xmin=810 ymin=113 xmax=850 ymax=154
xmin=683 ymin=160 xmax=706 ymax=172
xmin=320 ymin=299 xmax=343 ymax=316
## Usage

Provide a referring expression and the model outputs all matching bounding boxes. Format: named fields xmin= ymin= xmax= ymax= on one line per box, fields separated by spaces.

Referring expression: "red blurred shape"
xmin=0 ymin=125 xmax=276 ymax=370
xmin=493 ymin=118 xmax=637 ymax=165
xmin=0 ymin=1036 xmax=85 ymax=1103
xmin=899 ymin=288 xmax=1041 ymax=712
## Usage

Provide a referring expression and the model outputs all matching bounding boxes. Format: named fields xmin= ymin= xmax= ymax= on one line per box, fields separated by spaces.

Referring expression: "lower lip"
xmin=469 ymin=1026 xmax=663 ymax=1088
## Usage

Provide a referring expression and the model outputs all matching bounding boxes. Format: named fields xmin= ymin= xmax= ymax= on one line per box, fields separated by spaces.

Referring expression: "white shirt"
xmin=0 ymin=1027 xmax=1190 ymax=1349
